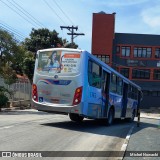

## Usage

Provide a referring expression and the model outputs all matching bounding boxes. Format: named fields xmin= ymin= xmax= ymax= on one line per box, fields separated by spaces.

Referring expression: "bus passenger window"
xmin=117 ymin=77 xmax=123 ymax=95
xmin=88 ymin=60 xmax=102 ymax=88
xmin=128 ymin=85 xmax=132 ymax=98
xmin=110 ymin=73 xmax=117 ymax=93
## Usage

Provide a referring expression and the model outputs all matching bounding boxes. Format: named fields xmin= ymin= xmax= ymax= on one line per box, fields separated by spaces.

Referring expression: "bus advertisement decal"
xmin=38 ymin=79 xmax=71 ymax=85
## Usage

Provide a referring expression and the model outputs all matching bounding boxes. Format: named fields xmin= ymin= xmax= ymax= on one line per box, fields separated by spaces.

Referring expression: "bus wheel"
xmin=69 ymin=113 xmax=84 ymax=122
xmin=106 ymin=108 xmax=114 ymax=125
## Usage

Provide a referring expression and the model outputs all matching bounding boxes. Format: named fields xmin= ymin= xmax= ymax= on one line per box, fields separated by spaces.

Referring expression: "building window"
xmin=152 ymin=91 xmax=160 ymax=97
xmin=153 ymin=69 xmax=160 ymax=80
xmin=120 ymin=68 xmax=129 ymax=78
xmin=116 ymin=46 xmax=120 ymax=53
xmin=132 ymin=69 xmax=150 ymax=79
xmin=155 ymin=48 xmax=160 ymax=58
xmin=95 ymin=55 xmax=110 ymax=64
xmin=122 ymin=46 xmax=130 ymax=57
xmin=134 ymin=47 xmax=152 ymax=58
xmin=143 ymin=90 xmax=150 ymax=96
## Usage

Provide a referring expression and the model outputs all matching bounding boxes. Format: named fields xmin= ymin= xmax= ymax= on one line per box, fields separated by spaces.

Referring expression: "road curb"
xmin=1 ymin=106 xmax=31 ymax=112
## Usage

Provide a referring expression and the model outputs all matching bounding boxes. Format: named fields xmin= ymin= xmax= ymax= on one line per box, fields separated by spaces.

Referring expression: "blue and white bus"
xmin=32 ymin=48 xmax=142 ymax=125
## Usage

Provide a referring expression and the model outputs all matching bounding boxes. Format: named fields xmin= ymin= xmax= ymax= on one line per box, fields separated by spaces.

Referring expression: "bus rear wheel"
xmin=69 ymin=113 xmax=84 ymax=122
xmin=106 ymin=108 xmax=114 ymax=125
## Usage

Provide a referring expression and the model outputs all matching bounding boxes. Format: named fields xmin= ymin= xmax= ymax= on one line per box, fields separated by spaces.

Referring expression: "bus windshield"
xmin=37 ymin=50 xmax=81 ymax=75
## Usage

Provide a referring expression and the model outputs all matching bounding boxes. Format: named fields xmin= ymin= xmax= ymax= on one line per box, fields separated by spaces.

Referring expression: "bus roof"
xmin=38 ymin=48 xmax=83 ymax=53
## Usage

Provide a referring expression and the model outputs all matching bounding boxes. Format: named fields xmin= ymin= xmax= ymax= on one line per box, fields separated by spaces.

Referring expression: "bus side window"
xmin=88 ymin=60 xmax=102 ymax=88
xmin=117 ymin=77 xmax=123 ymax=95
xmin=133 ymin=87 xmax=138 ymax=100
xmin=110 ymin=73 xmax=117 ymax=93
xmin=128 ymin=85 xmax=138 ymax=100
xmin=128 ymin=85 xmax=131 ymax=98
xmin=88 ymin=60 xmax=92 ymax=85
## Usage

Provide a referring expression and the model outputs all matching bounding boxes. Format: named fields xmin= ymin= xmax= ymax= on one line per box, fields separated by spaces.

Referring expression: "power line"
xmin=52 ymin=0 xmax=74 ymax=25
xmin=0 ymin=0 xmax=38 ymax=28
xmin=6 ymin=0 xmax=41 ymax=28
xmin=0 ymin=21 xmax=26 ymax=39
xmin=0 ymin=26 xmax=24 ymax=42
xmin=43 ymin=0 xmax=66 ymax=25
xmin=11 ymin=0 xmax=46 ymax=28
xmin=0 ymin=25 xmax=24 ymax=40
xmin=53 ymin=0 xmax=84 ymax=34
xmin=0 ymin=25 xmax=25 ymax=40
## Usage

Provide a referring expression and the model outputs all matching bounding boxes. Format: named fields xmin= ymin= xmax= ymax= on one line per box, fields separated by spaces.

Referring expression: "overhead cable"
xmin=43 ymin=0 xmax=66 ymax=25
xmin=52 ymin=0 xmax=74 ymax=25
xmin=0 ymin=22 xmax=26 ymax=39
xmin=11 ymin=0 xmax=46 ymax=28
xmin=0 ymin=0 xmax=38 ymax=28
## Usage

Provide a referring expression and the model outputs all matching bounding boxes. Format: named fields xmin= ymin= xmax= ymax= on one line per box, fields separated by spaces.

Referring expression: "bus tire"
xmin=106 ymin=108 xmax=114 ymax=125
xmin=69 ymin=113 xmax=84 ymax=122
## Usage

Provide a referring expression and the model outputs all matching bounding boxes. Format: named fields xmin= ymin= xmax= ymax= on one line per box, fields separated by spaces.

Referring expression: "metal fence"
xmin=9 ymin=81 xmax=32 ymax=101
xmin=0 ymin=77 xmax=32 ymax=101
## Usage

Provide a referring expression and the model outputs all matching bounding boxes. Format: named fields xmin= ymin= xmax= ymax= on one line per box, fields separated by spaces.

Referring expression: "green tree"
xmin=23 ymin=28 xmax=78 ymax=83
xmin=0 ymin=29 xmax=26 ymax=85
xmin=0 ymin=86 xmax=12 ymax=111
xmin=0 ymin=29 xmax=27 ymax=110
xmin=65 ymin=42 xmax=78 ymax=49
xmin=24 ymin=28 xmax=78 ymax=52
xmin=22 ymin=51 xmax=35 ymax=84
xmin=25 ymin=28 xmax=61 ymax=52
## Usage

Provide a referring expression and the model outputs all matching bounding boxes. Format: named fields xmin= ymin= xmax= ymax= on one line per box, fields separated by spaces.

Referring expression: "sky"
xmin=1 ymin=0 xmax=160 ymax=52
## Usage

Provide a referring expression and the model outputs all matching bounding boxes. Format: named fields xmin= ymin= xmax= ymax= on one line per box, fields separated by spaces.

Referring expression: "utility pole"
xmin=60 ymin=25 xmax=84 ymax=45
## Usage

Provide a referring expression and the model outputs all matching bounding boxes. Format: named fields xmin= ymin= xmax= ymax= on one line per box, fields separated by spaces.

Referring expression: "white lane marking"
xmin=118 ymin=126 xmax=134 ymax=160
xmin=0 ymin=125 xmax=14 ymax=129
xmin=121 ymin=126 xmax=134 ymax=151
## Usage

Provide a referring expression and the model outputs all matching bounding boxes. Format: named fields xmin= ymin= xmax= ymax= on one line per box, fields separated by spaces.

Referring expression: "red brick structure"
xmin=92 ymin=12 xmax=116 ymax=65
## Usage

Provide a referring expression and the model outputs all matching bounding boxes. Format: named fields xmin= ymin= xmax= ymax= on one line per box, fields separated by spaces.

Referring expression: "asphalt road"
xmin=0 ymin=109 xmax=143 ymax=160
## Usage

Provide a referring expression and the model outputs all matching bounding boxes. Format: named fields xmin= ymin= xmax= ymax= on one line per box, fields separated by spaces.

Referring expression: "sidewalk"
xmin=123 ymin=111 xmax=160 ymax=160
xmin=140 ymin=108 xmax=160 ymax=120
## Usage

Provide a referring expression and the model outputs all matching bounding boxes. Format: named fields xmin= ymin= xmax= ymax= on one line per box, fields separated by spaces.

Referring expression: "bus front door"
xmin=102 ymin=70 xmax=110 ymax=117
xmin=121 ymin=82 xmax=128 ymax=118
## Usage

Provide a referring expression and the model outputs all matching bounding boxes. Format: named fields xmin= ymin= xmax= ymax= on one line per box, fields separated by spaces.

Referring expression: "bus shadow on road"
xmin=41 ymin=118 xmax=159 ymax=137
xmin=40 ymin=119 xmax=136 ymax=137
